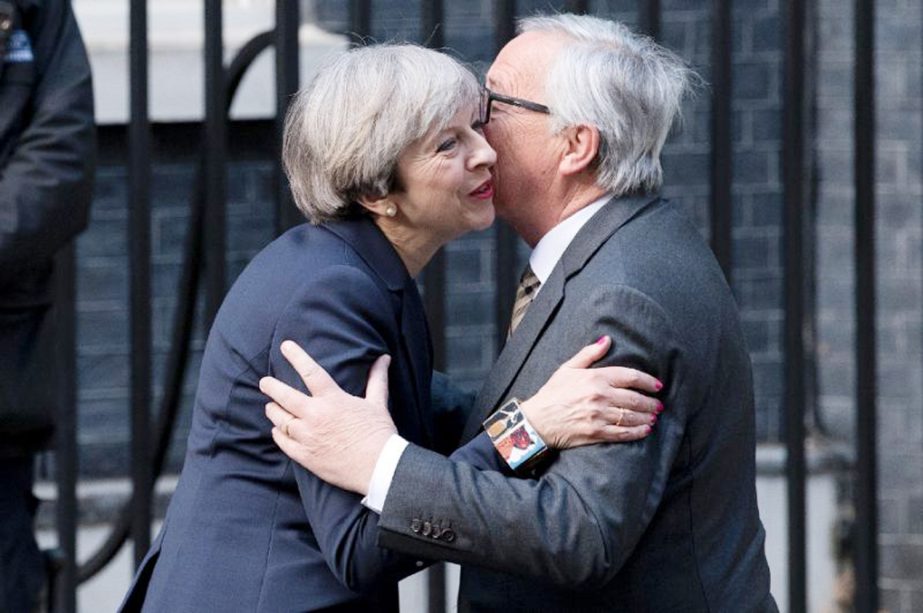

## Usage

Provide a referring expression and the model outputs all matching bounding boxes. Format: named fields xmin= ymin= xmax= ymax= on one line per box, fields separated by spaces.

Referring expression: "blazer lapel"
xmin=461 ymin=194 xmax=661 ymax=441
xmin=322 ymin=217 xmax=408 ymax=292
xmin=398 ymin=279 xmax=434 ymax=446
xmin=322 ymin=217 xmax=432 ymax=445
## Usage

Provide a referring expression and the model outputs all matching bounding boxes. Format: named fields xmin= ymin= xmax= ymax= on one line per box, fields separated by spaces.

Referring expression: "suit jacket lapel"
xmin=461 ymin=194 xmax=660 ymax=441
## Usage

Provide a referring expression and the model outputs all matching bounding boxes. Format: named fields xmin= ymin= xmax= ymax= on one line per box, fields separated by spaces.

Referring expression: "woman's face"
xmin=389 ymin=106 xmax=497 ymax=245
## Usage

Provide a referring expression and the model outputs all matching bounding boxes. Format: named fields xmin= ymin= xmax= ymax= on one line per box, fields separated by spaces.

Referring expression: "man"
xmin=0 ymin=0 xmax=95 ymax=609
xmin=263 ymin=14 xmax=776 ymax=612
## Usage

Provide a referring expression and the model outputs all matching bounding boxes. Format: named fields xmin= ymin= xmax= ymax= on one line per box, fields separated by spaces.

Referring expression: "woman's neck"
xmin=373 ymin=218 xmax=442 ymax=278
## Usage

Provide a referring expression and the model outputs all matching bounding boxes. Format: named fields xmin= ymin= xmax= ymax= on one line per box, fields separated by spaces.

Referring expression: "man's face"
xmin=484 ymin=31 xmax=567 ymax=237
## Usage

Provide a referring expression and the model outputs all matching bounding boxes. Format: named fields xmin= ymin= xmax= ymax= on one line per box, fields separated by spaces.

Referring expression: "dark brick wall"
xmin=815 ymin=0 xmax=923 ymax=608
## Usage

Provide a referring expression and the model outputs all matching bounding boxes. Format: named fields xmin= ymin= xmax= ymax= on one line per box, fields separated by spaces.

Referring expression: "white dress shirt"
xmin=361 ymin=194 xmax=612 ymax=513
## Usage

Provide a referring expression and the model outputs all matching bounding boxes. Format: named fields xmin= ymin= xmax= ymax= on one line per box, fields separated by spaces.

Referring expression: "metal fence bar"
xmin=204 ymin=0 xmax=227 ymax=327
xmin=782 ymin=0 xmax=807 ymax=610
xmin=274 ymin=1 xmax=300 ymax=234
xmin=854 ymin=0 xmax=878 ymax=608
xmin=349 ymin=0 xmax=372 ymax=42
xmin=421 ymin=0 xmax=447 ymax=375
xmin=493 ymin=0 xmax=518 ymax=351
xmin=709 ymin=0 xmax=733 ymax=282
xmin=421 ymin=4 xmax=447 ymax=608
xmin=128 ymin=0 xmax=152 ymax=568
xmin=639 ymin=0 xmax=661 ymax=40
xmin=52 ymin=246 xmax=78 ymax=613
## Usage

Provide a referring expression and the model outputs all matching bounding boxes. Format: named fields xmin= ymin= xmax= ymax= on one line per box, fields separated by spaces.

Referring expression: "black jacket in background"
xmin=0 ymin=0 xmax=95 ymax=452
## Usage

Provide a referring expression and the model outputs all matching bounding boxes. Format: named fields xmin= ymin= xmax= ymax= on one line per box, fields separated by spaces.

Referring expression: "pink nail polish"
xmin=656 ymin=402 xmax=664 ymax=414
xmin=650 ymin=415 xmax=658 ymax=425
xmin=645 ymin=425 xmax=653 ymax=435
xmin=654 ymin=380 xmax=663 ymax=391
xmin=596 ymin=335 xmax=607 ymax=345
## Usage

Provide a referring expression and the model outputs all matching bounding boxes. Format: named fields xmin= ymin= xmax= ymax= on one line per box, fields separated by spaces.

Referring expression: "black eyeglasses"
xmin=479 ymin=87 xmax=551 ymax=124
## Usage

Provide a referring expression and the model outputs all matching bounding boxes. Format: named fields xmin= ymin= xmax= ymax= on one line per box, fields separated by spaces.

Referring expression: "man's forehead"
xmin=487 ymin=31 xmax=568 ymax=94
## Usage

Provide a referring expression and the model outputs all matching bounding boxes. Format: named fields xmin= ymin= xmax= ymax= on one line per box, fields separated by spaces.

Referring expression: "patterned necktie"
xmin=508 ymin=264 xmax=541 ymax=337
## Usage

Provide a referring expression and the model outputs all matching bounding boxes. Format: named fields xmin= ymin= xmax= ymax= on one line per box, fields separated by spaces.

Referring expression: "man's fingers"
xmin=597 ymin=366 xmax=662 ymax=393
xmin=280 ymin=340 xmax=338 ymax=396
xmin=265 ymin=401 xmax=295 ymax=430
xmin=271 ymin=425 xmax=305 ymax=461
xmin=562 ymin=336 xmax=611 ymax=369
xmin=259 ymin=376 xmax=310 ymax=419
xmin=364 ymin=354 xmax=391 ymax=407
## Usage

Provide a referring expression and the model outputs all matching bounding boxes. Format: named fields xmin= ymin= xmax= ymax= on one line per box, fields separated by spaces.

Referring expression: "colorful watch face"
xmin=483 ymin=399 xmax=547 ymax=471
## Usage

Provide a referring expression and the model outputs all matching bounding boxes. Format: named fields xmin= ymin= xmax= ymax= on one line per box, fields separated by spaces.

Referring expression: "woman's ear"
xmin=559 ymin=124 xmax=600 ymax=176
xmin=357 ymin=193 xmax=398 ymax=218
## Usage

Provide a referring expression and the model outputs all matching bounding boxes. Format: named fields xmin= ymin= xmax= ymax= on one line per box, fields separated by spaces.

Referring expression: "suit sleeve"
xmin=0 ymin=0 xmax=95 ymax=273
xmin=377 ymin=284 xmax=688 ymax=588
xmin=270 ymin=265 xmax=505 ymax=593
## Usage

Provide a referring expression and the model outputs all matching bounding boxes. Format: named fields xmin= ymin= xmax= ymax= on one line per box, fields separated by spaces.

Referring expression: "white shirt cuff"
xmin=360 ymin=434 xmax=409 ymax=514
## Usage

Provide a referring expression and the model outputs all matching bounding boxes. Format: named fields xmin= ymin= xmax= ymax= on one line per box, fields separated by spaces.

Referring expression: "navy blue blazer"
xmin=121 ymin=217 xmax=501 ymax=612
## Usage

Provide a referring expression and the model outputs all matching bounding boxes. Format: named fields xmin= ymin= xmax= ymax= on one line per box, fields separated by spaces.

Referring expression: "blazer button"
xmin=442 ymin=529 xmax=456 ymax=543
xmin=431 ymin=525 xmax=443 ymax=539
xmin=411 ymin=519 xmax=422 ymax=534
xmin=422 ymin=521 xmax=432 ymax=537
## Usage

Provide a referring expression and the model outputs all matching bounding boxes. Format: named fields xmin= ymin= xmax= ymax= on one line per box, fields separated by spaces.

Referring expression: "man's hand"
xmin=259 ymin=340 xmax=397 ymax=495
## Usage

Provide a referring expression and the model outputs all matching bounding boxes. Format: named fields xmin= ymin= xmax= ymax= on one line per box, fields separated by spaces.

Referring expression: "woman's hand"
xmin=520 ymin=336 xmax=664 ymax=449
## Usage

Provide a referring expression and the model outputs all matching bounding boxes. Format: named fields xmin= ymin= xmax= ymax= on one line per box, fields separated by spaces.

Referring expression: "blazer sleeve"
xmin=429 ymin=371 xmax=474 ymax=454
xmin=377 ymin=284 xmax=689 ymax=588
xmin=0 ymin=0 xmax=95 ymax=272
xmin=430 ymin=372 xmax=509 ymax=474
xmin=269 ymin=264 xmax=505 ymax=593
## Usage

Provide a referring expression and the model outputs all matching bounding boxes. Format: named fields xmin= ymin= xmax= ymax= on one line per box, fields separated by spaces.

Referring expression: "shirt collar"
xmin=529 ymin=194 xmax=611 ymax=285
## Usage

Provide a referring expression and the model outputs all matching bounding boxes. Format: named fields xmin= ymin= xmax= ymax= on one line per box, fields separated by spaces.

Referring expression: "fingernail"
xmin=650 ymin=415 xmax=657 ymax=425
xmin=654 ymin=379 xmax=663 ymax=391
xmin=656 ymin=402 xmax=664 ymax=414
xmin=645 ymin=425 xmax=653 ymax=435
xmin=596 ymin=335 xmax=607 ymax=345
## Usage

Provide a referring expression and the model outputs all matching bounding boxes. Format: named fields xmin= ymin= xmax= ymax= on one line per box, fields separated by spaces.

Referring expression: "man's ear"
xmin=559 ymin=124 xmax=600 ymax=176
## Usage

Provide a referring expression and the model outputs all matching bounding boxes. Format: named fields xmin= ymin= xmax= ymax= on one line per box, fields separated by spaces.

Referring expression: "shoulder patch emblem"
xmin=5 ymin=30 xmax=33 ymax=63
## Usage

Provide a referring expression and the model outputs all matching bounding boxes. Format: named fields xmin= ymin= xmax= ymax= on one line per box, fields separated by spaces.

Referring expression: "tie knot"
xmin=509 ymin=265 xmax=541 ymax=337
xmin=519 ymin=265 xmax=540 ymax=294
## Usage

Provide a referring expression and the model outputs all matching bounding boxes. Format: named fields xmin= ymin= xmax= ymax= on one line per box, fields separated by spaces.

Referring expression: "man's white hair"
xmin=519 ymin=14 xmax=697 ymax=196
xmin=282 ymin=44 xmax=480 ymax=224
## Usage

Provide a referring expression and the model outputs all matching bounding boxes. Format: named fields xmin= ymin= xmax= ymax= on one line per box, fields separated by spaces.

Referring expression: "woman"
xmin=121 ymin=44 xmax=660 ymax=612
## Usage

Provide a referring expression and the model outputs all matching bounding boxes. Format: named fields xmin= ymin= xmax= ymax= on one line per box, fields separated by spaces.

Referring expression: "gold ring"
xmin=615 ymin=407 xmax=624 ymax=428
xmin=283 ymin=416 xmax=295 ymax=437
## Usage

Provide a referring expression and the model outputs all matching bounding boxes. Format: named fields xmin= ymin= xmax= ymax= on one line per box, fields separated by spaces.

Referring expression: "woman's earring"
xmin=385 ymin=205 xmax=397 ymax=218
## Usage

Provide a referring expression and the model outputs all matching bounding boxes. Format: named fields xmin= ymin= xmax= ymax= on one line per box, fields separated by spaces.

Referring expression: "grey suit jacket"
xmin=377 ymin=196 xmax=777 ymax=612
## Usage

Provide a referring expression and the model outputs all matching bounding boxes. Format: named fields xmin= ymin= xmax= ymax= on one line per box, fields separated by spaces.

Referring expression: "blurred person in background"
xmin=0 ymin=0 xmax=95 ymax=610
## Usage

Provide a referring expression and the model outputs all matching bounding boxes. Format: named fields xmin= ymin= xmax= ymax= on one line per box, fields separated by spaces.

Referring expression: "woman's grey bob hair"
xmin=519 ymin=14 xmax=698 ymax=196
xmin=282 ymin=44 xmax=480 ymax=224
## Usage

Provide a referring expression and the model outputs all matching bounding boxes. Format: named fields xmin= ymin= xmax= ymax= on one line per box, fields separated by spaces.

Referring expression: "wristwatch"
xmin=482 ymin=397 xmax=549 ymax=473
